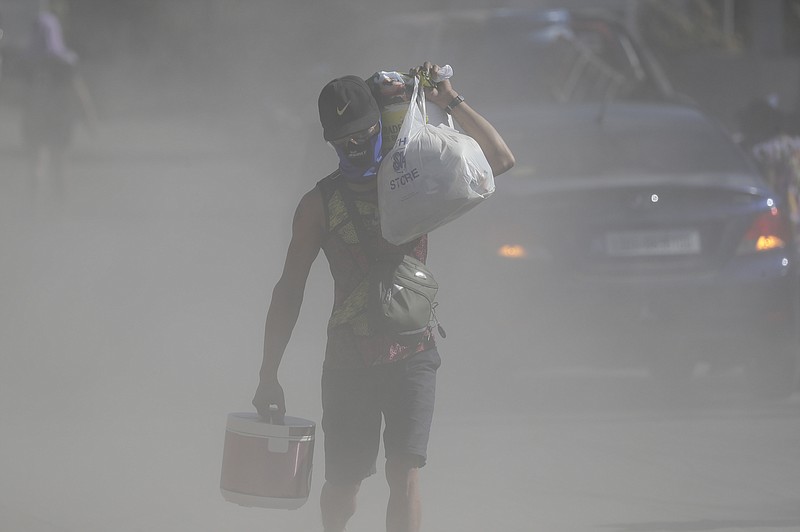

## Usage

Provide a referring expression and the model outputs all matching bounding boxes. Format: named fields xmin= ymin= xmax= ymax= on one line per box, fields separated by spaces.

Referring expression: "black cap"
xmin=318 ymin=75 xmax=380 ymax=142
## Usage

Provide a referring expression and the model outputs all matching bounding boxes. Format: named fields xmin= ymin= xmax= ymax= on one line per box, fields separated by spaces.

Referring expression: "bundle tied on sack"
xmin=369 ymin=69 xmax=452 ymax=148
xmin=377 ymin=73 xmax=495 ymax=245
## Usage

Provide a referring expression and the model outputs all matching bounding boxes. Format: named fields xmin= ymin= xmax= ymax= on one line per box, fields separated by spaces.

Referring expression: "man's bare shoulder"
xmin=293 ymin=186 xmax=325 ymax=236
xmin=296 ymin=186 xmax=324 ymax=215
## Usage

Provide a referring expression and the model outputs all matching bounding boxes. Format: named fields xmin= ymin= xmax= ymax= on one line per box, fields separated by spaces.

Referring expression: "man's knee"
xmin=385 ymin=454 xmax=421 ymax=487
xmin=321 ymin=480 xmax=361 ymax=502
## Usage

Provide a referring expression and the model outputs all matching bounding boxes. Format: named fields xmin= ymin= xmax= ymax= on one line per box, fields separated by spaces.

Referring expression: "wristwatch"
xmin=445 ymin=95 xmax=465 ymax=114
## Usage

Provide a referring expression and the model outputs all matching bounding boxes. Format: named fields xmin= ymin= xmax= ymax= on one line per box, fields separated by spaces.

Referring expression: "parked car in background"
xmin=370 ymin=8 xmax=799 ymax=398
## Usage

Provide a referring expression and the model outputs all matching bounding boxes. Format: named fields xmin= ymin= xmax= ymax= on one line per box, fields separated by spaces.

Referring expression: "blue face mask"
xmin=333 ymin=121 xmax=383 ymax=182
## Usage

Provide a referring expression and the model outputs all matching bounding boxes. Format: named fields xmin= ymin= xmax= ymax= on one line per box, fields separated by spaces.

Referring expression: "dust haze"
xmin=1 ymin=2 xmax=799 ymax=532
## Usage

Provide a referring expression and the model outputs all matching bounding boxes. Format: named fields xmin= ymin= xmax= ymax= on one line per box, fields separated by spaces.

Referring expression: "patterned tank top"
xmin=316 ymin=171 xmax=435 ymax=369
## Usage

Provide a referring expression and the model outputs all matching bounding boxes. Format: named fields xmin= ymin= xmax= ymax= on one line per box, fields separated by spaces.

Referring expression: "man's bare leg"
xmin=385 ymin=455 xmax=421 ymax=532
xmin=321 ymin=480 xmax=360 ymax=532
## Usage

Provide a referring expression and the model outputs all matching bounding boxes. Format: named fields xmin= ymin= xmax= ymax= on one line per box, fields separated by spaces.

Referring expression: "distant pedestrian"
xmin=0 ymin=11 xmax=5 ymax=84
xmin=738 ymin=97 xmax=800 ymax=229
xmin=21 ymin=0 xmax=96 ymax=189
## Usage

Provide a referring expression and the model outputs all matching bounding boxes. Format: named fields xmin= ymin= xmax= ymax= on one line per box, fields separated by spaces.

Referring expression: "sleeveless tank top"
xmin=316 ymin=171 xmax=435 ymax=369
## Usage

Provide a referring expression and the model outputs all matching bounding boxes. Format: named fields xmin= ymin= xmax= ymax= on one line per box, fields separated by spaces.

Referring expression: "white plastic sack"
xmin=377 ymin=77 xmax=495 ymax=245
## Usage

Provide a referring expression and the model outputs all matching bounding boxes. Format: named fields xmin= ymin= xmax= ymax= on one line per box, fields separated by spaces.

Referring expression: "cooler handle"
xmin=267 ymin=404 xmax=285 ymax=425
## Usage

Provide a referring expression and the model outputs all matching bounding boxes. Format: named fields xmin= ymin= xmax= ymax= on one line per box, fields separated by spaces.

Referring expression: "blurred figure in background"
xmin=21 ymin=0 xmax=96 ymax=190
xmin=738 ymin=96 xmax=800 ymax=232
xmin=0 ymin=11 xmax=5 ymax=84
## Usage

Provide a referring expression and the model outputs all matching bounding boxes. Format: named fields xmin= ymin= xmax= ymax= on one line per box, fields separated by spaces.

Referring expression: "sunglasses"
xmin=330 ymin=122 xmax=380 ymax=148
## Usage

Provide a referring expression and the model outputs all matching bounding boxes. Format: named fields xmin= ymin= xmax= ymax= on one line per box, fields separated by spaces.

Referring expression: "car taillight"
xmin=497 ymin=244 xmax=527 ymax=259
xmin=736 ymin=207 xmax=789 ymax=255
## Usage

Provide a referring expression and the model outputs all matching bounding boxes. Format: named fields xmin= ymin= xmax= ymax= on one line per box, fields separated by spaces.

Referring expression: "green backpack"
xmin=368 ymin=254 xmax=439 ymax=345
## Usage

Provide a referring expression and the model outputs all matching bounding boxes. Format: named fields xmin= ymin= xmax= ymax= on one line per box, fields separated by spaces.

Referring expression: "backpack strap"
xmin=337 ymin=180 xmax=376 ymax=262
xmin=338 ymin=178 xmax=446 ymax=338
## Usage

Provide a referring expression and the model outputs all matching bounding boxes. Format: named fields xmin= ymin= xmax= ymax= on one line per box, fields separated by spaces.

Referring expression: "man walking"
xmin=253 ymin=62 xmax=514 ymax=532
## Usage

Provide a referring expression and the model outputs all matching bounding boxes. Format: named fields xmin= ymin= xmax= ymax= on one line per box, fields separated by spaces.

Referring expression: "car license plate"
xmin=605 ymin=229 xmax=701 ymax=257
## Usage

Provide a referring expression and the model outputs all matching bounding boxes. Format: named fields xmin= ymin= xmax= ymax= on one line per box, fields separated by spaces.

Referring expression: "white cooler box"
xmin=220 ymin=412 xmax=316 ymax=510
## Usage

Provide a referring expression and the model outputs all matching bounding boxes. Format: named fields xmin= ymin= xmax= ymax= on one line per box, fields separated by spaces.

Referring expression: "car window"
xmin=518 ymin=109 xmax=759 ymax=179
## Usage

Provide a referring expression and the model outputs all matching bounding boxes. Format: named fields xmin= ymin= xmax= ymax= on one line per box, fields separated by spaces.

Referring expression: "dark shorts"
xmin=321 ymin=348 xmax=441 ymax=485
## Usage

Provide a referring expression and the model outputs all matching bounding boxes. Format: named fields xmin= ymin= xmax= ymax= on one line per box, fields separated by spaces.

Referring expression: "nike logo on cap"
xmin=337 ymin=101 xmax=351 ymax=116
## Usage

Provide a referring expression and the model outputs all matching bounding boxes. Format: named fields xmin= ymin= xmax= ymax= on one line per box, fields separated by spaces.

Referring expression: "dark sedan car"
xmin=373 ymin=8 xmax=799 ymax=397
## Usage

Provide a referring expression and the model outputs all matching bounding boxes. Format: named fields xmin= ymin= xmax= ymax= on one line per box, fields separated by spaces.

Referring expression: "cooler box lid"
xmin=226 ymin=412 xmax=315 ymax=440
